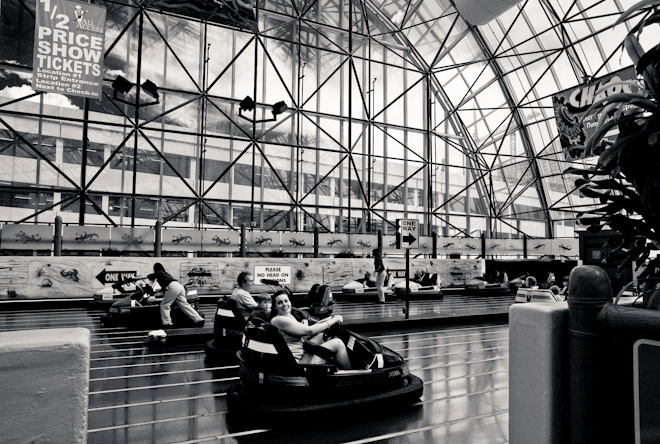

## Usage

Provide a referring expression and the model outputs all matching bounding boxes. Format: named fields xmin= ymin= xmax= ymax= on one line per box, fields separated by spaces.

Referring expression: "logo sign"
xmin=32 ymin=0 xmax=106 ymax=99
xmin=95 ymin=269 xmax=137 ymax=285
xmin=254 ymin=265 xmax=291 ymax=285
xmin=552 ymin=66 xmax=642 ymax=161
xmin=397 ymin=219 xmax=419 ymax=249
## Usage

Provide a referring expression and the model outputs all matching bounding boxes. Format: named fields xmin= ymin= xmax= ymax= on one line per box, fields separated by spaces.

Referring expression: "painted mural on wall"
xmin=179 ymin=262 xmax=220 ymax=290
xmin=0 ymin=256 xmax=487 ymax=300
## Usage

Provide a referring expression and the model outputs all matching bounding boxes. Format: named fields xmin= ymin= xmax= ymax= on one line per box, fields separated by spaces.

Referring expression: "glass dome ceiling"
xmin=0 ymin=0 xmax=650 ymax=238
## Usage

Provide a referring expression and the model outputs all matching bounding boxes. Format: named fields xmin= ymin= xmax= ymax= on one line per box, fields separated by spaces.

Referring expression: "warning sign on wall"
xmin=254 ymin=265 xmax=291 ymax=284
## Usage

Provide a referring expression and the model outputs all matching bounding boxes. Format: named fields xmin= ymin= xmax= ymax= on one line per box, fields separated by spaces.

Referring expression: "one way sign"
xmin=397 ymin=219 xmax=419 ymax=249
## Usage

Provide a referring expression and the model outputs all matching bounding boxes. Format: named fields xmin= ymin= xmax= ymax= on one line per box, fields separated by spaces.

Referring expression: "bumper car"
xmin=226 ymin=317 xmax=423 ymax=422
xmin=341 ymin=273 xmax=394 ymax=299
xmin=92 ymin=278 xmax=164 ymax=305
xmin=204 ymin=280 xmax=334 ymax=360
xmin=283 ymin=281 xmax=334 ymax=319
xmin=100 ymin=277 xmax=205 ymax=331
xmin=393 ymin=272 xmax=442 ymax=298
xmin=464 ymin=280 xmax=512 ymax=296
xmin=515 ymin=287 xmax=565 ymax=303
xmin=464 ymin=272 xmax=512 ymax=296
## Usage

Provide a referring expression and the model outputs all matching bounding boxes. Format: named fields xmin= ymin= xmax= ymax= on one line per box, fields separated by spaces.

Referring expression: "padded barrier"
xmin=509 ymin=302 xmax=568 ymax=444
xmin=0 ymin=328 xmax=91 ymax=444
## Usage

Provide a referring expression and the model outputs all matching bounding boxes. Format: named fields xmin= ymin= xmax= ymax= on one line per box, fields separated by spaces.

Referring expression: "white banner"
xmin=246 ymin=230 xmax=280 ymax=252
xmin=1 ymin=224 xmax=53 ymax=250
xmin=319 ymin=233 xmax=349 ymax=254
xmin=62 ymin=225 xmax=110 ymax=251
xmin=202 ymin=230 xmax=240 ymax=252
xmin=280 ymin=232 xmax=314 ymax=253
xmin=162 ymin=228 xmax=202 ymax=252
xmin=110 ymin=227 xmax=154 ymax=252
xmin=349 ymin=234 xmax=377 ymax=254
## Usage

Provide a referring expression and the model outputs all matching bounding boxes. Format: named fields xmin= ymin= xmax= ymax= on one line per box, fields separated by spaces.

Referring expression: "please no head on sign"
xmin=254 ymin=265 xmax=291 ymax=284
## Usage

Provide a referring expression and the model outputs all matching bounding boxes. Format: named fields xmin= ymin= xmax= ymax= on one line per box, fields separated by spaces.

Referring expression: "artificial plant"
xmin=565 ymin=1 xmax=660 ymax=292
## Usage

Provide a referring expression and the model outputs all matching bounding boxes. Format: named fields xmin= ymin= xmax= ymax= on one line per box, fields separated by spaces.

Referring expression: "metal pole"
xmin=240 ymin=223 xmax=247 ymax=257
xmin=314 ymin=226 xmax=319 ymax=258
xmin=54 ymin=216 xmax=62 ymax=256
xmin=405 ymin=248 xmax=410 ymax=320
xmin=154 ymin=219 xmax=162 ymax=257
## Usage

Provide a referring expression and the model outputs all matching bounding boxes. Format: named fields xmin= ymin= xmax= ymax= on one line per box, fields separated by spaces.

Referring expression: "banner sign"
xmin=32 ymin=0 xmax=106 ymax=99
xmin=437 ymin=237 xmax=463 ymax=255
xmin=1 ymin=224 xmax=53 ymax=250
xmin=486 ymin=238 xmax=524 ymax=256
xmin=246 ymin=230 xmax=280 ymax=253
xmin=62 ymin=225 xmax=110 ymax=251
xmin=280 ymin=232 xmax=314 ymax=253
xmin=550 ymin=238 xmax=579 ymax=257
xmin=319 ymin=233 xmax=348 ymax=254
xmin=110 ymin=227 xmax=154 ymax=252
xmin=552 ymin=66 xmax=642 ymax=161
xmin=162 ymin=228 xmax=202 ymax=252
xmin=350 ymin=234 xmax=377 ymax=254
xmin=201 ymin=229 xmax=240 ymax=252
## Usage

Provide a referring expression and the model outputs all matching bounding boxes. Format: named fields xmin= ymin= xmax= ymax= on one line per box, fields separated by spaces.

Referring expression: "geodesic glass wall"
xmin=0 ymin=0 xmax=644 ymax=239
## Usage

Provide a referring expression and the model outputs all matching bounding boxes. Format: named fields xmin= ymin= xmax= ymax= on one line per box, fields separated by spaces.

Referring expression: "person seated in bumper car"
xmin=231 ymin=271 xmax=257 ymax=320
xmin=248 ymin=293 xmax=273 ymax=323
xmin=525 ymin=275 xmax=538 ymax=289
xmin=270 ymin=291 xmax=352 ymax=369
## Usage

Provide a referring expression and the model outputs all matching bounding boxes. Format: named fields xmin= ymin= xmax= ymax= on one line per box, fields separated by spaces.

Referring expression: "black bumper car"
xmin=204 ymin=280 xmax=334 ymax=359
xmin=100 ymin=277 xmax=204 ymax=331
xmin=226 ymin=317 xmax=423 ymax=422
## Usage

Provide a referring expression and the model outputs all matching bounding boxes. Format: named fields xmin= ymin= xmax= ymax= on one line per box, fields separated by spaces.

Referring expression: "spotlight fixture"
xmin=240 ymin=96 xmax=255 ymax=112
xmin=141 ymin=80 xmax=159 ymax=100
xmin=110 ymin=76 xmax=160 ymax=107
xmin=111 ymin=75 xmax=133 ymax=94
xmin=238 ymin=97 xmax=287 ymax=123
xmin=271 ymin=101 xmax=288 ymax=117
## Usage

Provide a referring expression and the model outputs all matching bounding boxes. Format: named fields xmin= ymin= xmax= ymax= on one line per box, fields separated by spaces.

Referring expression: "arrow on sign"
xmin=403 ymin=233 xmax=417 ymax=245
xmin=95 ymin=269 xmax=137 ymax=285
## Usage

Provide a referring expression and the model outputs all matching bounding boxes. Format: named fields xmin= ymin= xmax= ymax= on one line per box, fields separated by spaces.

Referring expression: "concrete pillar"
xmin=0 ymin=328 xmax=91 ymax=444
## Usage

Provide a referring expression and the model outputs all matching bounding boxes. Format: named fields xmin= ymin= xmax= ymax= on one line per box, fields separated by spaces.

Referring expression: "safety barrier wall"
xmin=0 ymin=256 xmax=486 ymax=301
xmin=0 ymin=328 xmax=90 ymax=444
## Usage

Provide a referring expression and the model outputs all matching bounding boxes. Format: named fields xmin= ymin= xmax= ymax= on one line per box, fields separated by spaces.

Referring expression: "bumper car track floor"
xmin=0 ymin=293 xmax=513 ymax=444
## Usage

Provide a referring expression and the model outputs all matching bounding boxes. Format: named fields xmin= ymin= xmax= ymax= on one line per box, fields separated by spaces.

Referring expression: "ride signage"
xmin=32 ymin=0 xmax=107 ymax=99
xmin=254 ymin=265 xmax=291 ymax=285
xmin=397 ymin=219 xmax=419 ymax=249
xmin=96 ymin=269 xmax=137 ymax=285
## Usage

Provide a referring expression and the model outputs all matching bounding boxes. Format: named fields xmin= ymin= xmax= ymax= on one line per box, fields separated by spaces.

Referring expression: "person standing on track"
xmin=373 ymin=248 xmax=388 ymax=304
xmin=148 ymin=262 xmax=205 ymax=328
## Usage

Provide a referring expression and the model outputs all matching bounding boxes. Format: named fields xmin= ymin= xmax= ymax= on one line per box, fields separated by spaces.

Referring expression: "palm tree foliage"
xmin=567 ymin=1 xmax=660 ymax=280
